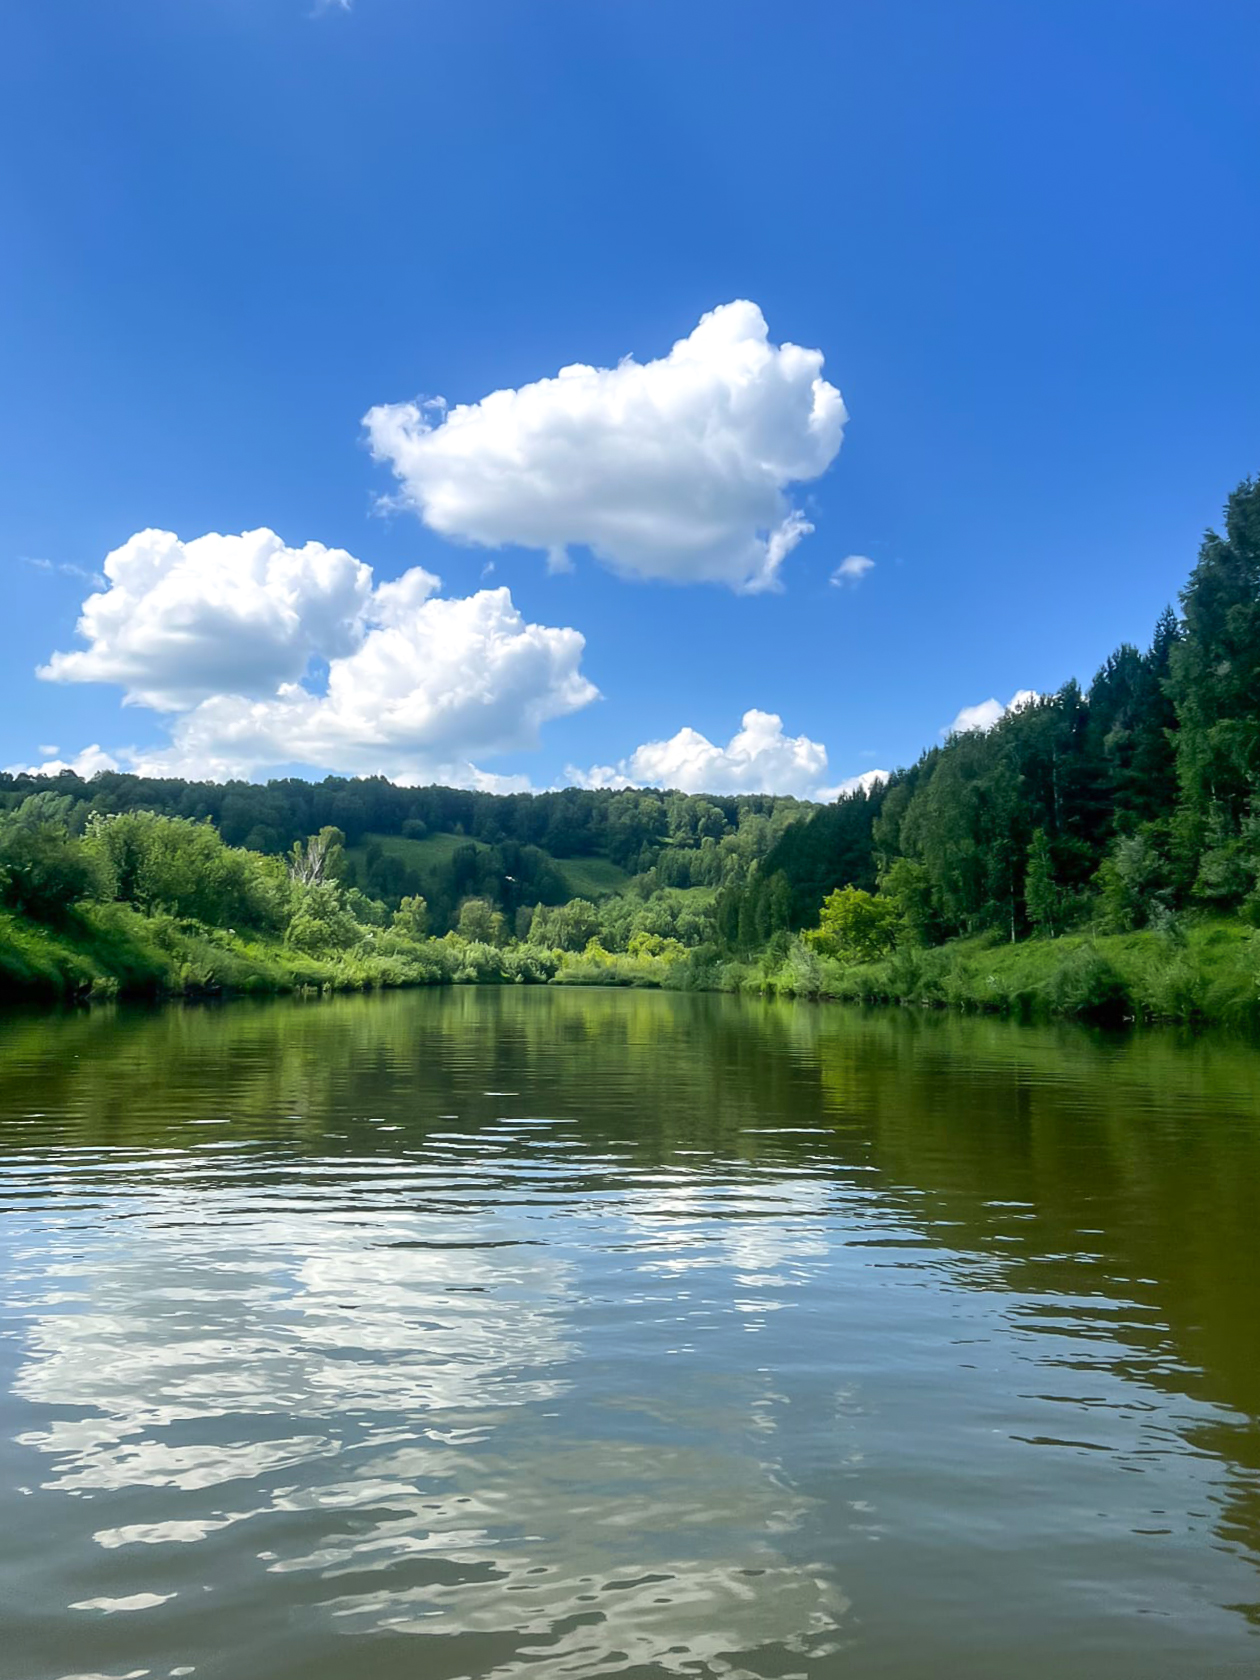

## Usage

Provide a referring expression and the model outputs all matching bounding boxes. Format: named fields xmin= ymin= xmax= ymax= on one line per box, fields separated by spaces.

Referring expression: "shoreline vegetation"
xmin=2 ymin=898 xmax=1258 ymax=1034
xmin=4 ymin=474 xmax=1260 ymax=1034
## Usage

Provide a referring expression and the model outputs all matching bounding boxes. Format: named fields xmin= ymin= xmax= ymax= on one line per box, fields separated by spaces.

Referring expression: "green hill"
xmin=346 ymin=831 xmax=631 ymax=905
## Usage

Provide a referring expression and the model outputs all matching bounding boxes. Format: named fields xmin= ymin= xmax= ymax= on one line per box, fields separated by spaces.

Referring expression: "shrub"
xmin=1042 ymin=945 xmax=1130 ymax=1022
xmin=0 ymin=820 xmax=107 ymax=923
xmin=777 ymin=937 xmax=825 ymax=998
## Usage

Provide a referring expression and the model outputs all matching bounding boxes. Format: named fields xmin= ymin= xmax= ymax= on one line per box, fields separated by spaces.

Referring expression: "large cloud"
xmin=33 ymin=529 xmax=597 ymax=786
xmin=569 ymin=709 xmax=887 ymax=801
xmin=40 ymin=529 xmax=375 ymax=709
xmin=363 ymin=301 xmax=846 ymax=593
xmin=943 ymin=689 xmax=1039 ymax=736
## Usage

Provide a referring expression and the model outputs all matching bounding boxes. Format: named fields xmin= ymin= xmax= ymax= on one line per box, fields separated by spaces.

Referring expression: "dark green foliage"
xmin=716 ymin=786 xmax=884 ymax=951
xmin=0 ymin=815 xmax=107 ymax=923
xmin=714 ymin=472 xmax=1260 ymax=973
xmin=1167 ymin=477 xmax=1260 ymax=823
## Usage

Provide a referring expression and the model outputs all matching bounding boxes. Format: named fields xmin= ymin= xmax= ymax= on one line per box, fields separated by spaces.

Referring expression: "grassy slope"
xmin=0 ymin=904 xmax=362 ymax=1002
xmin=347 ymin=832 xmax=631 ymax=901
xmin=802 ymin=916 xmax=1260 ymax=1031
xmin=550 ymin=854 xmax=632 ymax=899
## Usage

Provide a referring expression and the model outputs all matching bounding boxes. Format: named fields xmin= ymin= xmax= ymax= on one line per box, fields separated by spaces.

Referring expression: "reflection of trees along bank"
xmin=1 ymin=987 xmax=1259 ymax=1675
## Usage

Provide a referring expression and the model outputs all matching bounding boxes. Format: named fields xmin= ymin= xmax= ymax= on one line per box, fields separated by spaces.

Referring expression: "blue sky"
xmin=3 ymin=0 xmax=1258 ymax=796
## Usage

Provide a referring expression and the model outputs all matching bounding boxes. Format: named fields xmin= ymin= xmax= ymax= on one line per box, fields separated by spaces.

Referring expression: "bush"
xmin=501 ymin=946 xmax=558 ymax=983
xmin=1042 ymin=945 xmax=1130 ymax=1021
xmin=776 ymin=937 xmax=825 ymax=998
xmin=86 ymin=811 xmax=286 ymax=931
xmin=285 ymin=882 xmax=363 ymax=954
xmin=451 ymin=939 xmax=504 ymax=983
xmin=805 ymin=885 xmax=901 ymax=963
xmin=0 ymin=820 xmax=107 ymax=923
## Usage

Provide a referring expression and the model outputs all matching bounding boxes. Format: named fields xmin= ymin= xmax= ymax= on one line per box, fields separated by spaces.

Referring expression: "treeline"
xmin=721 ymin=475 xmax=1260 ymax=965
xmin=0 ymin=777 xmax=800 ymax=999
xmin=0 ymin=771 xmax=802 ymax=933
xmin=0 ymin=802 xmax=727 ymax=1001
xmin=0 ymin=772 xmax=799 ymax=873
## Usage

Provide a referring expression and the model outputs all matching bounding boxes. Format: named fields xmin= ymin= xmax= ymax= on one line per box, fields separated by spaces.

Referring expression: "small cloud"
xmin=7 ymin=744 xmax=120 ymax=779
xmin=830 ymin=555 xmax=875 ymax=588
xmin=943 ymin=689 xmax=1039 ymax=737
xmin=21 ymin=555 xmax=106 ymax=586
xmin=569 ymin=709 xmax=828 ymax=796
xmin=813 ymin=767 xmax=890 ymax=802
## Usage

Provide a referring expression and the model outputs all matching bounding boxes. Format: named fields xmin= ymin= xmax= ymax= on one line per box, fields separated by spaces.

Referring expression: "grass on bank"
xmin=741 ymin=915 xmax=1260 ymax=1031
xmin=5 ymin=895 xmax=1260 ymax=1034
xmin=0 ymin=903 xmax=411 ymax=1002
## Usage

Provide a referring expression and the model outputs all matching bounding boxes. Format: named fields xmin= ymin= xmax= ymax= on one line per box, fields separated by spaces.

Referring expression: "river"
xmin=1 ymin=987 xmax=1258 ymax=1679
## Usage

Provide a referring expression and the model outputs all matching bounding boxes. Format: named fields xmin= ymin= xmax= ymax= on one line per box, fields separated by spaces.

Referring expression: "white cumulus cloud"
xmin=813 ymin=767 xmax=890 ymax=802
xmin=33 ymin=529 xmax=598 ymax=786
xmin=568 ymin=709 xmax=882 ymax=801
xmin=830 ymin=554 xmax=875 ymax=587
xmin=6 ymin=744 xmax=121 ymax=779
xmin=40 ymin=528 xmax=375 ymax=709
xmin=944 ymin=688 xmax=1040 ymax=736
xmin=363 ymin=300 xmax=846 ymax=593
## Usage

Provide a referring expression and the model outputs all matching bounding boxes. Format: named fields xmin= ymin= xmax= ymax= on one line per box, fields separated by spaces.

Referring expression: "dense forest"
xmin=725 ymin=476 xmax=1259 ymax=941
xmin=3 ymin=475 xmax=1259 ymax=1025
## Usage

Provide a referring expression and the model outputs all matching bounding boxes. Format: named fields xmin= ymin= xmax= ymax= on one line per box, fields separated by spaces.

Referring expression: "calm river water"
xmin=1 ymin=987 xmax=1259 ymax=1679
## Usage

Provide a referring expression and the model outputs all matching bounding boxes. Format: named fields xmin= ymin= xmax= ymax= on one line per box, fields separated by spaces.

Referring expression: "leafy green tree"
xmin=878 ymin=857 xmax=940 ymax=945
xmin=85 ymin=811 xmax=285 ymax=929
xmin=1096 ymin=829 xmax=1171 ymax=931
xmin=456 ymin=896 xmax=505 ymax=945
xmin=1024 ymin=829 xmax=1061 ymax=937
xmin=392 ymin=894 xmax=430 ymax=941
xmin=805 ymin=885 xmax=900 ymax=963
xmin=1167 ymin=477 xmax=1260 ymax=825
xmin=529 ymin=897 xmax=599 ymax=951
xmin=285 ymin=881 xmax=362 ymax=954
xmin=0 ymin=817 xmax=106 ymax=922
xmin=344 ymin=887 xmax=389 ymax=927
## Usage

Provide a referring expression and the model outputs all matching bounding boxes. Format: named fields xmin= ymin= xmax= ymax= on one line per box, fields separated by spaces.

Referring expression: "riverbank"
xmin=742 ymin=915 xmax=1260 ymax=1032
xmin=4 ymin=901 xmax=1258 ymax=1033
xmin=0 ymin=904 xmax=428 ymax=1002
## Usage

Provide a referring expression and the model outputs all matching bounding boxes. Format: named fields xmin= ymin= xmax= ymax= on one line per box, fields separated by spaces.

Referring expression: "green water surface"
xmin=1 ymin=987 xmax=1258 ymax=1679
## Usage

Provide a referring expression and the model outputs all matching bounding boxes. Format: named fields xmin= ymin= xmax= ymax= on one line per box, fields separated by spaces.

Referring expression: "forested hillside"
xmin=0 ymin=773 xmax=803 ymax=1000
xmin=721 ymin=476 xmax=1260 ymax=966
